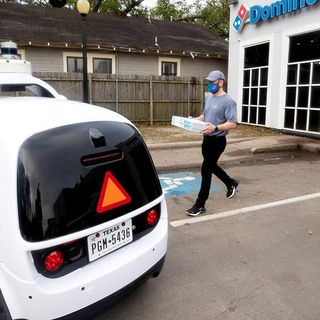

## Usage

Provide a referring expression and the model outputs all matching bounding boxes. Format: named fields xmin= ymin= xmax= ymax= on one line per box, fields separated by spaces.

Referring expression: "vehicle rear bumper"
xmin=56 ymin=255 xmax=166 ymax=320
xmin=1 ymin=212 xmax=168 ymax=320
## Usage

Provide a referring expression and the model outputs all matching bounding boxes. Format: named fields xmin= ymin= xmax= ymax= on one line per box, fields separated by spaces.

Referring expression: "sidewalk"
xmin=146 ymin=132 xmax=320 ymax=172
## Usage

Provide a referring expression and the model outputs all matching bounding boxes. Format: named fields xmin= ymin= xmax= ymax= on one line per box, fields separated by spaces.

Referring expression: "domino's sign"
xmin=233 ymin=4 xmax=250 ymax=32
xmin=233 ymin=0 xmax=319 ymax=32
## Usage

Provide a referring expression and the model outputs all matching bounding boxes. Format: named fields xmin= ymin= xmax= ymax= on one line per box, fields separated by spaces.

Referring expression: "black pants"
xmin=196 ymin=135 xmax=233 ymax=207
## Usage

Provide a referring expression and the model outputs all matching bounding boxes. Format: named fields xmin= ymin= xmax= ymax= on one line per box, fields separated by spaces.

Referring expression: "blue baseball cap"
xmin=205 ymin=70 xmax=225 ymax=81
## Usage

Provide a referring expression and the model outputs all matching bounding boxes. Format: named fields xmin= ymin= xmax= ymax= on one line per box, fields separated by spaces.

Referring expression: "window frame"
xmin=281 ymin=24 xmax=320 ymax=134
xmin=63 ymin=52 xmax=116 ymax=74
xmin=92 ymin=57 xmax=113 ymax=74
xmin=241 ymin=42 xmax=270 ymax=126
xmin=158 ymin=57 xmax=181 ymax=76
xmin=238 ymin=34 xmax=274 ymax=128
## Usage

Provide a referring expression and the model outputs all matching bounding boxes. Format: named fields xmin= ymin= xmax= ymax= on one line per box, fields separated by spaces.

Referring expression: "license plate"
xmin=87 ymin=219 xmax=133 ymax=262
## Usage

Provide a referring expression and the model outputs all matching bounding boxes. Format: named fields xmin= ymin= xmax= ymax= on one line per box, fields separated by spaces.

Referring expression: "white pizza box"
xmin=171 ymin=116 xmax=208 ymax=132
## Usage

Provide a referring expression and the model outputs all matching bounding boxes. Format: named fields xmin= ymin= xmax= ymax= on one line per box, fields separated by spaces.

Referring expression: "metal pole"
xmin=81 ymin=14 xmax=89 ymax=103
xmin=187 ymin=80 xmax=190 ymax=117
xmin=150 ymin=75 xmax=153 ymax=126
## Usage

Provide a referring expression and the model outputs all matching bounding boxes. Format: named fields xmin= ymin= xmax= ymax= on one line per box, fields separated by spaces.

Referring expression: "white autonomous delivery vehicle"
xmin=0 ymin=42 xmax=168 ymax=320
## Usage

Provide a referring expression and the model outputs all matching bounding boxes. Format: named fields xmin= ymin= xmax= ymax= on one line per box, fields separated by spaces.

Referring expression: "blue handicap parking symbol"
xmin=159 ymin=171 xmax=220 ymax=198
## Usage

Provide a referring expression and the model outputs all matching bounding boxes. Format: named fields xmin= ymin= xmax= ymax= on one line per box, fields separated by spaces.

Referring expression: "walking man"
xmin=186 ymin=70 xmax=239 ymax=216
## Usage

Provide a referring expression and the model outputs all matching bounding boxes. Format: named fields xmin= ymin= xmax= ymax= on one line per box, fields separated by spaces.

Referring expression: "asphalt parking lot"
xmin=94 ymin=152 xmax=320 ymax=320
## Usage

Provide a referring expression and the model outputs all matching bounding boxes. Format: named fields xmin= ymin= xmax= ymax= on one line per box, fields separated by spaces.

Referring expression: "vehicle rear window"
xmin=17 ymin=121 xmax=162 ymax=242
xmin=0 ymin=83 xmax=54 ymax=97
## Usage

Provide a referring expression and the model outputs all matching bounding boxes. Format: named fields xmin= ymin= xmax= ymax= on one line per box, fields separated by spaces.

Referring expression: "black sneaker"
xmin=226 ymin=179 xmax=239 ymax=199
xmin=186 ymin=204 xmax=206 ymax=216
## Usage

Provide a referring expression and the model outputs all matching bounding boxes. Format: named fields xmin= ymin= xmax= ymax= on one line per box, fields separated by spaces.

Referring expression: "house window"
xmin=67 ymin=57 xmax=83 ymax=73
xmin=158 ymin=57 xmax=180 ymax=76
xmin=241 ymin=43 xmax=269 ymax=125
xmin=93 ymin=58 xmax=112 ymax=74
xmin=63 ymin=52 xmax=116 ymax=74
xmin=284 ymin=30 xmax=320 ymax=133
xmin=161 ymin=61 xmax=177 ymax=76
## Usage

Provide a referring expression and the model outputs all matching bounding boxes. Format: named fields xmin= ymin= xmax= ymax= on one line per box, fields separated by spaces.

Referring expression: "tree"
xmin=147 ymin=0 xmax=229 ymax=38
xmin=0 ymin=0 xmax=229 ymax=37
xmin=0 ymin=0 xmax=148 ymax=14
xmin=198 ymin=0 xmax=230 ymax=38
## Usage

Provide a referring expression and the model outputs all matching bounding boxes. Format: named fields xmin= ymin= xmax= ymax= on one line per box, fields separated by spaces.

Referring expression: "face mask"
xmin=208 ymin=82 xmax=219 ymax=94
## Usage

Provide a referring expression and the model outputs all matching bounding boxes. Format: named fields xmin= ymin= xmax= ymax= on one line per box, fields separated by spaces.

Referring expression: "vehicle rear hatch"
xmin=17 ymin=121 xmax=162 ymax=242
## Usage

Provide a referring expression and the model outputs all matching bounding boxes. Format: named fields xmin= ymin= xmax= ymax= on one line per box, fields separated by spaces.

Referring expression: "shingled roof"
xmin=0 ymin=3 xmax=228 ymax=58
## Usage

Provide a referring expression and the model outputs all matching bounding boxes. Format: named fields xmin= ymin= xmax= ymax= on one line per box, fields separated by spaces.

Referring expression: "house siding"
xmin=24 ymin=47 xmax=227 ymax=78
xmin=117 ymin=53 xmax=227 ymax=78
xmin=180 ymin=58 xmax=227 ymax=78
xmin=117 ymin=53 xmax=158 ymax=75
xmin=26 ymin=48 xmax=63 ymax=72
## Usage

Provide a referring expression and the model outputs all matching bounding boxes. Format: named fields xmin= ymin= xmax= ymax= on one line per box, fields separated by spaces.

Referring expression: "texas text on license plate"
xmin=87 ymin=219 xmax=133 ymax=262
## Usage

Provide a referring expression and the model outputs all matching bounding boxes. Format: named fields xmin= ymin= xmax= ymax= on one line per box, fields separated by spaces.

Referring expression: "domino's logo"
xmin=183 ymin=120 xmax=191 ymax=129
xmin=233 ymin=0 xmax=319 ymax=32
xmin=233 ymin=3 xmax=249 ymax=32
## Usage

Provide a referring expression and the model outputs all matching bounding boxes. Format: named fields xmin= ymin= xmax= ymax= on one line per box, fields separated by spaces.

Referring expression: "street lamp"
xmin=77 ymin=0 xmax=90 ymax=103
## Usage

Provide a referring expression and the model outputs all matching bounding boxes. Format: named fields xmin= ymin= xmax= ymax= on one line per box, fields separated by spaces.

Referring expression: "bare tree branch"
xmin=92 ymin=0 xmax=103 ymax=12
xmin=120 ymin=0 xmax=143 ymax=15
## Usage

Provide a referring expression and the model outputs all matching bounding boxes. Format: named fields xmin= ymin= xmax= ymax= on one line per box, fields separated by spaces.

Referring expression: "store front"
xmin=228 ymin=0 xmax=320 ymax=136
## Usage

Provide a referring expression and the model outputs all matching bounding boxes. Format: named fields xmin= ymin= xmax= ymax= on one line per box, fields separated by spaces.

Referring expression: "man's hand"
xmin=201 ymin=123 xmax=216 ymax=135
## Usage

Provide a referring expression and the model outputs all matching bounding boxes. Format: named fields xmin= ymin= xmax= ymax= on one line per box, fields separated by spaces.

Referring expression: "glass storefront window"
xmin=258 ymin=107 xmax=266 ymax=125
xmin=243 ymin=70 xmax=250 ymax=86
xmin=287 ymin=65 xmax=297 ymax=85
xmin=259 ymin=88 xmax=267 ymax=106
xmin=297 ymin=87 xmax=309 ymax=108
xmin=296 ymin=109 xmax=307 ymax=130
xmin=299 ymin=63 xmax=310 ymax=84
xmin=242 ymin=106 xmax=248 ymax=123
xmin=251 ymin=88 xmax=258 ymax=105
xmin=284 ymin=31 xmax=320 ymax=133
xmin=289 ymin=30 xmax=320 ymax=63
xmin=312 ymin=62 xmax=320 ymax=84
xmin=242 ymin=43 xmax=269 ymax=126
xmin=311 ymin=87 xmax=320 ymax=108
xmin=242 ymin=88 xmax=249 ymax=104
xmin=251 ymin=69 xmax=259 ymax=86
xmin=244 ymin=43 xmax=269 ymax=68
xmin=260 ymin=68 xmax=268 ymax=86
xmin=249 ymin=107 xmax=257 ymax=124
xmin=284 ymin=108 xmax=295 ymax=129
xmin=309 ymin=110 xmax=320 ymax=132
xmin=285 ymin=87 xmax=296 ymax=107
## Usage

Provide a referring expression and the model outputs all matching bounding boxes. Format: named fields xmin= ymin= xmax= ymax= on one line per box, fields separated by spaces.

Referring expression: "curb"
xmin=300 ymin=143 xmax=320 ymax=153
xmin=154 ymin=142 xmax=320 ymax=173
xmin=147 ymin=137 xmax=255 ymax=151
xmin=250 ymin=143 xmax=298 ymax=154
xmin=147 ymin=141 xmax=201 ymax=151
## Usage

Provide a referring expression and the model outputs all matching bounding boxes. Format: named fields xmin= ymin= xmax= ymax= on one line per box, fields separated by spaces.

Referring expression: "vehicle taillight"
xmin=146 ymin=209 xmax=159 ymax=226
xmin=44 ymin=250 xmax=64 ymax=272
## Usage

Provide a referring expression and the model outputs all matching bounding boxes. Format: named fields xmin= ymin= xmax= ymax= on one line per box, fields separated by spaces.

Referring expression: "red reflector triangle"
xmin=96 ymin=171 xmax=131 ymax=213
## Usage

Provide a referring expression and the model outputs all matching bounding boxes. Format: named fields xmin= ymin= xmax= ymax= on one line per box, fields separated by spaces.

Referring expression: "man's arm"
xmin=201 ymin=121 xmax=237 ymax=135
xmin=190 ymin=114 xmax=204 ymax=121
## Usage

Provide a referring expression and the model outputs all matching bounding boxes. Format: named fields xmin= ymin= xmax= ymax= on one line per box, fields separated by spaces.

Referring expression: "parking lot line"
xmin=170 ymin=192 xmax=320 ymax=228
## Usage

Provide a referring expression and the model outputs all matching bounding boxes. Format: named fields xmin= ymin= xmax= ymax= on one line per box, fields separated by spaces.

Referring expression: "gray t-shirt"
xmin=203 ymin=93 xmax=237 ymax=136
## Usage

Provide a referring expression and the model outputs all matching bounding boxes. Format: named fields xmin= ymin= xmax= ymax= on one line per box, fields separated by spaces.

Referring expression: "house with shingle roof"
xmin=0 ymin=3 xmax=228 ymax=78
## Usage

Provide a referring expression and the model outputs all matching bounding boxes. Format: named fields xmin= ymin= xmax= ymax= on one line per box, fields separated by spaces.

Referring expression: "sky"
xmin=142 ymin=0 xmax=158 ymax=7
